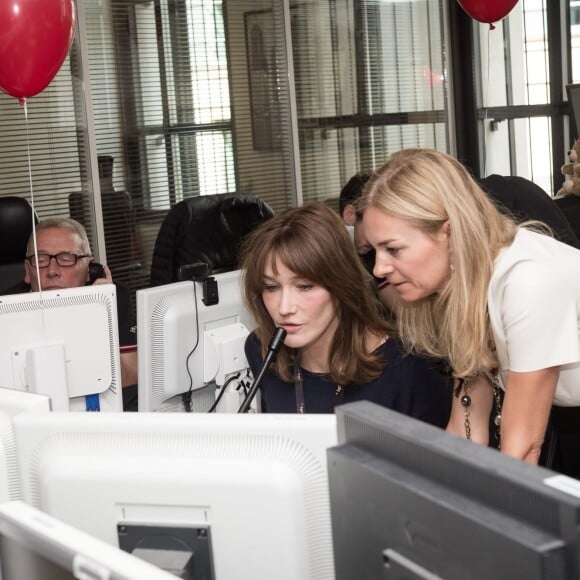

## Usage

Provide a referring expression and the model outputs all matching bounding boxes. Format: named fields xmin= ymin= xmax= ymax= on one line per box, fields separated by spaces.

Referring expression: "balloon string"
xmin=22 ymin=99 xmax=48 ymax=337
xmin=483 ymin=26 xmax=492 ymax=176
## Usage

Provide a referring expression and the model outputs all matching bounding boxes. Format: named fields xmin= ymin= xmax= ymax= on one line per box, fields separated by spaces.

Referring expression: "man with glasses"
xmin=4 ymin=217 xmax=138 ymax=410
xmin=23 ymin=219 xmax=98 ymax=291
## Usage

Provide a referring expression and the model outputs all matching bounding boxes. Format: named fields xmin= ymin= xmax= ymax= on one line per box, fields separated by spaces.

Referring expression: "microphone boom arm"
xmin=238 ymin=327 xmax=286 ymax=413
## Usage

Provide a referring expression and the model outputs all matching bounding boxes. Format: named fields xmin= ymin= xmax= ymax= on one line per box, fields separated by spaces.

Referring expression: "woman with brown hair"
xmin=240 ymin=202 xmax=451 ymax=423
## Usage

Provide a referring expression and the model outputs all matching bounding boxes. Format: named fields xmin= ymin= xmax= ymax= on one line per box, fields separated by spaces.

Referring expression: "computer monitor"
xmin=327 ymin=401 xmax=580 ymax=580
xmin=0 ymin=500 xmax=177 ymax=579
xmin=137 ymin=270 xmax=254 ymax=412
xmin=0 ymin=388 xmax=50 ymax=503
xmin=13 ymin=411 xmax=337 ymax=580
xmin=0 ymin=285 xmax=122 ymax=412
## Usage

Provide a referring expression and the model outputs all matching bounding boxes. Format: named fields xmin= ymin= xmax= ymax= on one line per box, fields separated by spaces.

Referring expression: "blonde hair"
xmin=240 ymin=203 xmax=389 ymax=384
xmin=359 ymin=148 xmax=518 ymax=377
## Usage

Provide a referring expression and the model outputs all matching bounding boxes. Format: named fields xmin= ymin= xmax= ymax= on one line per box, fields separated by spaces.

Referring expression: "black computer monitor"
xmin=327 ymin=401 xmax=580 ymax=580
xmin=566 ymin=83 xmax=580 ymax=140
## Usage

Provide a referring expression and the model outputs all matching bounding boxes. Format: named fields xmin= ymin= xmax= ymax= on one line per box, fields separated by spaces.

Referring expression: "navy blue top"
xmin=244 ymin=332 xmax=451 ymax=428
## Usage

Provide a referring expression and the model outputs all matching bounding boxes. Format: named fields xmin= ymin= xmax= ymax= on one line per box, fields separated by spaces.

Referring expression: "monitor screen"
xmin=0 ymin=388 xmax=50 ymax=503
xmin=327 ymin=401 xmax=580 ymax=580
xmin=0 ymin=500 xmax=177 ymax=579
xmin=0 ymin=285 xmax=122 ymax=412
xmin=137 ymin=270 xmax=254 ymax=412
xmin=13 ymin=411 xmax=336 ymax=580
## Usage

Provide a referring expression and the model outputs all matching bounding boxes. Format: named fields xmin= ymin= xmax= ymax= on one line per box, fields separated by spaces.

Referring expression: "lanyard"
xmin=293 ymin=361 xmax=344 ymax=414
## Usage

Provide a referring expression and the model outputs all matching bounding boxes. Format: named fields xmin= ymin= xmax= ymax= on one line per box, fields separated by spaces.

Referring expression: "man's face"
xmin=24 ymin=228 xmax=91 ymax=291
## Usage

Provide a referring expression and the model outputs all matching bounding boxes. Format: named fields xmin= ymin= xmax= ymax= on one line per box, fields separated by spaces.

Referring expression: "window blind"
xmin=87 ymin=0 xmax=299 ymax=298
xmin=0 ymin=61 xmax=87 ymax=232
xmin=293 ymin=0 xmax=450 ymax=209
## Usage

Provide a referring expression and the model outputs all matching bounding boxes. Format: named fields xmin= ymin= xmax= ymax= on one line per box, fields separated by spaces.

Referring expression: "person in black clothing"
xmin=339 ymin=170 xmax=373 ymax=227
xmin=4 ymin=217 xmax=138 ymax=411
xmin=479 ymin=174 xmax=580 ymax=249
xmin=241 ymin=203 xmax=451 ymax=425
xmin=339 ymin=170 xmax=399 ymax=313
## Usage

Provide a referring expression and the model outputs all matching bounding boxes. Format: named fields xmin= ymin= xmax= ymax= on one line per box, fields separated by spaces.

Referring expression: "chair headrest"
xmin=183 ymin=193 xmax=273 ymax=232
xmin=149 ymin=193 xmax=274 ymax=286
xmin=0 ymin=197 xmax=38 ymax=263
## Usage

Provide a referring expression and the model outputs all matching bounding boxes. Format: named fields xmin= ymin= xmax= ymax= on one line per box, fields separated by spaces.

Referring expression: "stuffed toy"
xmin=556 ymin=138 xmax=580 ymax=196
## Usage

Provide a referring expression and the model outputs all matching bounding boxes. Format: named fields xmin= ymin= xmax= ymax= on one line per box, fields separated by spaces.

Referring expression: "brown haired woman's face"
xmin=362 ymin=207 xmax=450 ymax=302
xmin=261 ymin=257 xmax=339 ymax=365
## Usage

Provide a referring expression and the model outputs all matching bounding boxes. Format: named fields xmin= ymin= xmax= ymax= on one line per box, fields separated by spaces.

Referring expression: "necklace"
xmin=293 ymin=361 xmax=344 ymax=414
xmin=455 ymin=370 xmax=503 ymax=448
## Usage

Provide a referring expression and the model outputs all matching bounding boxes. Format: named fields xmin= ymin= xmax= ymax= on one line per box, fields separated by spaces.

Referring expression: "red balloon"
xmin=0 ymin=0 xmax=75 ymax=100
xmin=457 ymin=0 xmax=518 ymax=25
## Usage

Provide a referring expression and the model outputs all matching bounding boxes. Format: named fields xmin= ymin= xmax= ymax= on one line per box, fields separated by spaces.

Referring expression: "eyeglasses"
xmin=25 ymin=252 xmax=91 ymax=268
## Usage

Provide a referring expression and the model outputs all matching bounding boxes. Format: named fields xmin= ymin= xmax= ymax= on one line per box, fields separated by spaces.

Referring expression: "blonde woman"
xmin=240 ymin=203 xmax=451 ymax=424
xmin=359 ymin=148 xmax=580 ymax=477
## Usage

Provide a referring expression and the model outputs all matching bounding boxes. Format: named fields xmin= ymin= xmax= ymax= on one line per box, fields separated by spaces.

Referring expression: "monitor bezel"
xmin=0 ymin=284 xmax=122 ymax=412
xmin=14 ymin=411 xmax=337 ymax=580
xmin=0 ymin=500 xmax=177 ymax=579
xmin=137 ymin=270 xmax=254 ymax=412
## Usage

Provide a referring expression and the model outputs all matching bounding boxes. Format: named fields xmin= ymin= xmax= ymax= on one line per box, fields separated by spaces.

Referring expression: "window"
xmin=0 ymin=0 xmax=453 ymax=308
xmin=106 ymin=0 xmax=235 ymax=210
xmin=293 ymin=0 xmax=451 ymax=206
xmin=571 ymin=1 xmax=580 ymax=26
xmin=471 ymin=0 xmax=570 ymax=195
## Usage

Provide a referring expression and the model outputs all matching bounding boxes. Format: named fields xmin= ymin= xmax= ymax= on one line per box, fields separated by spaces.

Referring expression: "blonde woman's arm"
xmin=500 ymin=367 xmax=558 ymax=465
xmin=446 ymin=374 xmax=493 ymax=446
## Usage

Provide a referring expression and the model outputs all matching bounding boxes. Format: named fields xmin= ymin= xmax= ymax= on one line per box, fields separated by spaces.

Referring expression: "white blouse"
xmin=488 ymin=228 xmax=580 ymax=406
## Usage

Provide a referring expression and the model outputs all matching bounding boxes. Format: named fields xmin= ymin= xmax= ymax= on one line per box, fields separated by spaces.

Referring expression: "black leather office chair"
xmin=149 ymin=193 xmax=274 ymax=287
xmin=0 ymin=196 xmax=38 ymax=294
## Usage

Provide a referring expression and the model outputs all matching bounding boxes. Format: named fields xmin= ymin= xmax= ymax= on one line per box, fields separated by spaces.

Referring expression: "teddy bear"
xmin=556 ymin=138 xmax=580 ymax=196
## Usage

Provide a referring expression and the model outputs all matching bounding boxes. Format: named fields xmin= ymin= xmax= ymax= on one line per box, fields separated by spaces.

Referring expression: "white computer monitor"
xmin=13 ymin=411 xmax=337 ymax=580
xmin=0 ymin=388 xmax=50 ymax=503
xmin=137 ymin=270 xmax=254 ymax=412
xmin=0 ymin=285 xmax=122 ymax=412
xmin=0 ymin=500 xmax=177 ymax=579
